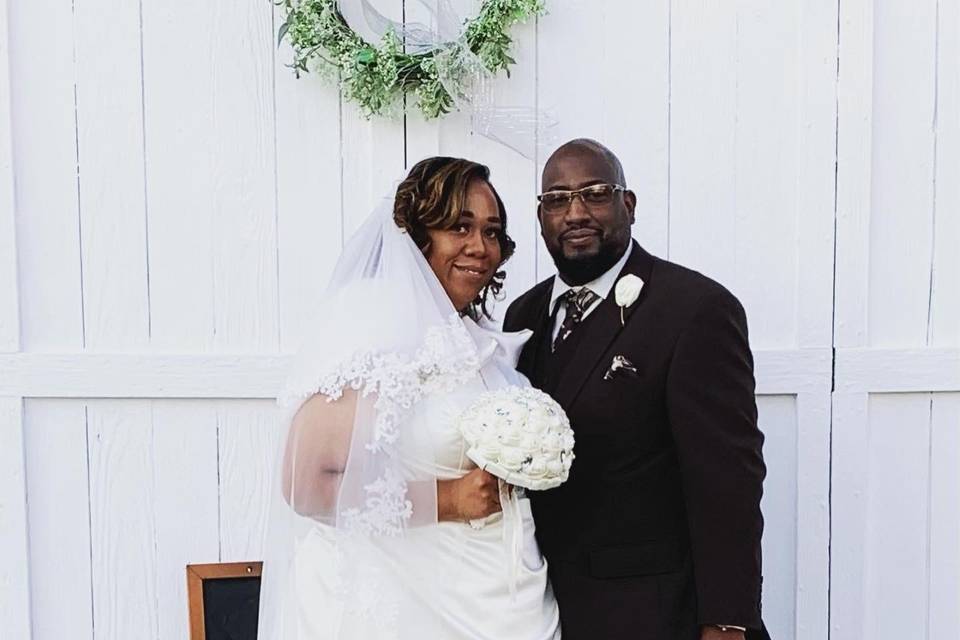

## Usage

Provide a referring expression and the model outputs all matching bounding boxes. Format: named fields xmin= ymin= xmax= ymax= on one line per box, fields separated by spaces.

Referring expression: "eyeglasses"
xmin=536 ymin=183 xmax=627 ymax=215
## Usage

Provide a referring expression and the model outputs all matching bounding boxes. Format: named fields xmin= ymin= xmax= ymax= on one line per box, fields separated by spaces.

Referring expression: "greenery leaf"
xmin=356 ymin=47 xmax=377 ymax=65
xmin=277 ymin=0 xmax=545 ymax=119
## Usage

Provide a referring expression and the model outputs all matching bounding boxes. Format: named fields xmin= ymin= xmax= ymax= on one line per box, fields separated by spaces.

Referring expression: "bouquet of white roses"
xmin=456 ymin=386 xmax=575 ymax=491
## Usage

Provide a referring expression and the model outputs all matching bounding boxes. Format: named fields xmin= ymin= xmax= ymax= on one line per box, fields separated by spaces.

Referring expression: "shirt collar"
xmin=548 ymin=242 xmax=634 ymax=313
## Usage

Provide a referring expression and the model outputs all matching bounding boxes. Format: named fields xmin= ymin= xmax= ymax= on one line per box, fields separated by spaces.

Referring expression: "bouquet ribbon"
xmin=467 ymin=477 xmax=524 ymax=600
xmin=499 ymin=478 xmax=524 ymax=601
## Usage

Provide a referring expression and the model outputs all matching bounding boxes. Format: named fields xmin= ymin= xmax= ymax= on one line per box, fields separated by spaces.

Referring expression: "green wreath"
xmin=278 ymin=0 xmax=545 ymax=119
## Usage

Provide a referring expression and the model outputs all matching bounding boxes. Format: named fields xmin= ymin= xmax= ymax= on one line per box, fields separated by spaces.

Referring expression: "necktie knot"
xmin=561 ymin=287 xmax=599 ymax=319
xmin=554 ymin=287 xmax=600 ymax=351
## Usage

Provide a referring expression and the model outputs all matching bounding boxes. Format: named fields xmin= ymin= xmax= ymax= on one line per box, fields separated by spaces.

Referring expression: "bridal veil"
xmin=258 ymin=195 xmax=528 ymax=638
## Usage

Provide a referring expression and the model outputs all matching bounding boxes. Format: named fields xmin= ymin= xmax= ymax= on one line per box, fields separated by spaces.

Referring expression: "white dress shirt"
xmin=548 ymin=243 xmax=634 ymax=342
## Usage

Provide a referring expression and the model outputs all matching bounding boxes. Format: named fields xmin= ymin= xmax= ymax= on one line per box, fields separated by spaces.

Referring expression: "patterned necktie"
xmin=553 ymin=287 xmax=601 ymax=351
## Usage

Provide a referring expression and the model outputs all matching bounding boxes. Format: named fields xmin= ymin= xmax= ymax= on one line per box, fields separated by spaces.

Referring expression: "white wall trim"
xmin=9 ymin=348 xmax=953 ymax=398
xmin=0 ymin=348 xmax=833 ymax=398
xmin=0 ymin=354 xmax=289 ymax=398
xmin=756 ymin=349 xmax=833 ymax=394
xmin=836 ymin=348 xmax=960 ymax=393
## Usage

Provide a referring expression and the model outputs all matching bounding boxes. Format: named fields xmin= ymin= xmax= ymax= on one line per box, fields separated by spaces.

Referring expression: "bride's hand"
xmin=437 ymin=468 xmax=502 ymax=522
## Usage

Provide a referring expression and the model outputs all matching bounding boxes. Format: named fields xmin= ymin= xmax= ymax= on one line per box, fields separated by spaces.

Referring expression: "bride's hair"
xmin=393 ymin=156 xmax=516 ymax=320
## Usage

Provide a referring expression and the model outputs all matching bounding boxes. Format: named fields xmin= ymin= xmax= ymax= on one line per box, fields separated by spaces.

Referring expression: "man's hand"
xmin=437 ymin=468 xmax=502 ymax=522
xmin=701 ymin=627 xmax=745 ymax=640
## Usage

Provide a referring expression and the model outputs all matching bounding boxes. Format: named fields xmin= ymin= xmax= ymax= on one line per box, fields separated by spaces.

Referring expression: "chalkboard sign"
xmin=186 ymin=562 xmax=262 ymax=640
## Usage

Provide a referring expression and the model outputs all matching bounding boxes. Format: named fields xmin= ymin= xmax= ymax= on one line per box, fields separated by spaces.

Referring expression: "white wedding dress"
xmin=259 ymin=199 xmax=560 ymax=640
xmin=287 ymin=324 xmax=561 ymax=640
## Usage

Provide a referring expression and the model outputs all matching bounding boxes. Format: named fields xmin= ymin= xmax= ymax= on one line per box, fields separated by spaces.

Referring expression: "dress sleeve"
xmin=281 ymin=387 xmax=439 ymax=529
xmin=281 ymin=389 xmax=357 ymax=520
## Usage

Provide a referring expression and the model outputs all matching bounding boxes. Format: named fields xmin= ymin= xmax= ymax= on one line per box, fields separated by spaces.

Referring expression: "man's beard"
xmin=549 ymin=238 xmax=627 ymax=285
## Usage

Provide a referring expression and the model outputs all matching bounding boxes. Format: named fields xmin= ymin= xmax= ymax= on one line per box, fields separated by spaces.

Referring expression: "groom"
xmin=504 ymin=139 xmax=769 ymax=640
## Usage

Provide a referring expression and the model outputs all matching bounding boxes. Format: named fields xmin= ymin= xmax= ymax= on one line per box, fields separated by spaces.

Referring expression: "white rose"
xmin=505 ymin=399 xmax=524 ymax=416
xmin=499 ymin=427 xmax=523 ymax=446
xmin=500 ymin=446 xmax=526 ymax=469
xmin=545 ymin=459 xmax=564 ymax=477
xmin=490 ymin=415 xmax=504 ymax=429
xmin=615 ymin=274 xmax=644 ymax=309
xmin=526 ymin=458 xmax=548 ymax=478
xmin=478 ymin=441 xmax=501 ymax=460
xmin=542 ymin=433 xmax=563 ymax=454
xmin=519 ymin=433 xmax=539 ymax=451
xmin=529 ymin=406 xmax=549 ymax=423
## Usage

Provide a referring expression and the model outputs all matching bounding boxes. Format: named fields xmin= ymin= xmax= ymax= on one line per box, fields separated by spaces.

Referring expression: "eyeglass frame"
xmin=536 ymin=183 xmax=629 ymax=215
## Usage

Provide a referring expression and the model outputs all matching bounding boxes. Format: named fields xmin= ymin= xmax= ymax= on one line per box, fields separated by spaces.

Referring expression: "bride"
xmin=258 ymin=157 xmax=561 ymax=639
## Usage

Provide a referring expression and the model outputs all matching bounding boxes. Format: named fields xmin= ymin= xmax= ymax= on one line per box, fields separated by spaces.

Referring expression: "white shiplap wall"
xmin=0 ymin=1 xmax=957 ymax=640
xmin=831 ymin=1 xmax=960 ymax=640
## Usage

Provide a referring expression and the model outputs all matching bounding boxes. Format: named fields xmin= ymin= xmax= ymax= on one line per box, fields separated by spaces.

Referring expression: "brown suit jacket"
xmin=503 ymin=242 xmax=769 ymax=640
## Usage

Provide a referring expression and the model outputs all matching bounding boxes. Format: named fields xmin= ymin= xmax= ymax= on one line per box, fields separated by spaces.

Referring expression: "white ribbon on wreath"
xmin=338 ymin=0 xmax=558 ymax=160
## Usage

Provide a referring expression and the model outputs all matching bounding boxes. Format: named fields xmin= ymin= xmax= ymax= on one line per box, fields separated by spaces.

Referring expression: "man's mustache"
xmin=559 ymin=226 xmax=603 ymax=240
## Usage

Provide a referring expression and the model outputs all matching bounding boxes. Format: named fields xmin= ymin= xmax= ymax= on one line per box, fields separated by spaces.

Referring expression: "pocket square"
xmin=603 ymin=355 xmax=639 ymax=381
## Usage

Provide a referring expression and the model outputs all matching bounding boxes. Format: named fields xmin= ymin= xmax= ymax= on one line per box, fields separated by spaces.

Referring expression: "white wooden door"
xmin=831 ymin=1 xmax=960 ymax=638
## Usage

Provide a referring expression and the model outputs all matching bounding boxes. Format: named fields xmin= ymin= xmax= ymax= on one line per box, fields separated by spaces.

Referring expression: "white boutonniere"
xmin=614 ymin=274 xmax=644 ymax=326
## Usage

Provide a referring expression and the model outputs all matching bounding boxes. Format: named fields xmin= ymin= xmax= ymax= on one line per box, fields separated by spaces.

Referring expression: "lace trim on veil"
xmin=279 ymin=313 xmax=481 ymax=536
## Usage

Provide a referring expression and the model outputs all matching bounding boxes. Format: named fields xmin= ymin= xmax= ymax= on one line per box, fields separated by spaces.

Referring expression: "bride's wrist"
xmin=436 ymin=479 xmax=461 ymax=522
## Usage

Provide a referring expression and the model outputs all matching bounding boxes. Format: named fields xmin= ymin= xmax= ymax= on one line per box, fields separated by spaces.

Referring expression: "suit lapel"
xmin=516 ymin=278 xmax=554 ymax=379
xmin=553 ymin=242 xmax=656 ymax=411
